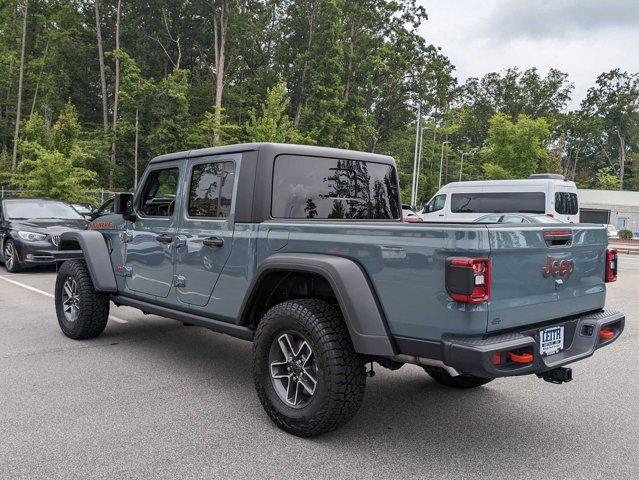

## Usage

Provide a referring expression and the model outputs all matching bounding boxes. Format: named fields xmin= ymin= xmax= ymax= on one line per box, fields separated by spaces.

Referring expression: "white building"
xmin=579 ymin=189 xmax=639 ymax=232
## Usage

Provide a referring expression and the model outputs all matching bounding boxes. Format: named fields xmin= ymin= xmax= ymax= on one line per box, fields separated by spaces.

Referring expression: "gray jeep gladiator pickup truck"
xmin=53 ymin=143 xmax=624 ymax=437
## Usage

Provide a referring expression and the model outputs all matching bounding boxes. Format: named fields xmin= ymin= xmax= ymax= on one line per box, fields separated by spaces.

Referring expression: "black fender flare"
xmin=59 ymin=231 xmax=117 ymax=293
xmin=239 ymin=253 xmax=396 ymax=356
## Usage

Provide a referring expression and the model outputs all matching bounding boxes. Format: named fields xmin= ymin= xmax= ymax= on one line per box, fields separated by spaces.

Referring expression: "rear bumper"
xmin=392 ymin=309 xmax=624 ymax=378
xmin=442 ymin=309 xmax=624 ymax=378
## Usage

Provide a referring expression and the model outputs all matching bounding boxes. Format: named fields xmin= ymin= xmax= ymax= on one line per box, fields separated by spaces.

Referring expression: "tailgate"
xmin=486 ymin=224 xmax=607 ymax=332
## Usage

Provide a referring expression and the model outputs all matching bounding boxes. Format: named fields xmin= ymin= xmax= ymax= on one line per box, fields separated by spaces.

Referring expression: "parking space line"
xmin=0 ymin=276 xmax=128 ymax=324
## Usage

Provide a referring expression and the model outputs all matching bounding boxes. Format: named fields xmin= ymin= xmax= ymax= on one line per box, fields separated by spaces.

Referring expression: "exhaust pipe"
xmin=389 ymin=354 xmax=461 ymax=377
xmin=538 ymin=367 xmax=572 ymax=384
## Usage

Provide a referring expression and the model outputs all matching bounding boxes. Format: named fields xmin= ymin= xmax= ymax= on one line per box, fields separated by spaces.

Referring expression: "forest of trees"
xmin=1 ymin=0 xmax=638 ymax=205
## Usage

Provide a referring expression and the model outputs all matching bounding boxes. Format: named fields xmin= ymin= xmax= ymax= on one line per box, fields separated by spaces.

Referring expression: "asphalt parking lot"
xmin=1 ymin=258 xmax=638 ymax=480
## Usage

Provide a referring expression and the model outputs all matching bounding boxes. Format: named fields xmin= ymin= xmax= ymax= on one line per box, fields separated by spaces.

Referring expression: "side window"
xmin=271 ymin=155 xmax=400 ymax=220
xmin=426 ymin=194 xmax=446 ymax=213
xmin=555 ymin=192 xmax=578 ymax=215
xmin=188 ymin=161 xmax=236 ymax=218
xmin=139 ymin=168 xmax=180 ymax=217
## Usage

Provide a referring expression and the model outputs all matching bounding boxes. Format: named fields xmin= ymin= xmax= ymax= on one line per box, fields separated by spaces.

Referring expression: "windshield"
xmin=4 ymin=200 xmax=84 ymax=220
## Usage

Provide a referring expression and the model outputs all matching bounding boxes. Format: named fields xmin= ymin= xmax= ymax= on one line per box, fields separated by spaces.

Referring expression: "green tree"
xmin=594 ymin=166 xmax=620 ymax=190
xmin=245 ymin=81 xmax=309 ymax=143
xmin=481 ymin=113 xmax=551 ymax=179
xmin=13 ymin=145 xmax=98 ymax=202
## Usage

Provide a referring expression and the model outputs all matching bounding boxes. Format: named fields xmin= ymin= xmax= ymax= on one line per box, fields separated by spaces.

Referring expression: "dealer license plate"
xmin=540 ymin=326 xmax=564 ymax=356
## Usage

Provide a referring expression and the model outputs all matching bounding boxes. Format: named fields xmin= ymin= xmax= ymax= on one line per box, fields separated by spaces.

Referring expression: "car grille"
xmin=51 ymin=235 xmax=60 ymax=247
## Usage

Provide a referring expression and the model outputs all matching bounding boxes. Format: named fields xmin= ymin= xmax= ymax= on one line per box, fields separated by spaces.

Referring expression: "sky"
xmin=419 ymin=0 xmax=639 ymax=110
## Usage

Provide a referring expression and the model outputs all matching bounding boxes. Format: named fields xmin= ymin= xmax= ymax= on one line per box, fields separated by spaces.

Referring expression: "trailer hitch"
xmin=537 ymin=367 xmax=573 ymax=384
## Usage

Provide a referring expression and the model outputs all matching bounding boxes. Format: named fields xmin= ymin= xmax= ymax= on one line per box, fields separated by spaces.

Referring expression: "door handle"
xmin=155 ymin=234 xmax=173 ymax=244
xmin=202 ymin=236 xmax=224 ymax=248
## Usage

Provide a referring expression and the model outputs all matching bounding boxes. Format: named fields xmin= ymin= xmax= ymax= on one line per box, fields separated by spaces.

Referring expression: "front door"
xmin=124 ymin=163 xmax=183 ymax=298
xmin=174 ymin=156 xmax=237 ymax=306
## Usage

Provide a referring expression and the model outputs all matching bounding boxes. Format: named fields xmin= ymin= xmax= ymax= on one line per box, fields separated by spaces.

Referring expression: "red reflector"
xmin=491 ymin=352 xmax=502 ymax=365
xmin=599 ymin=328 xmax=615 ymax=340
xmin=507 ymin=352 xmax=534 ymax=364
xmin=605 ymin=249 xmax=618 ymax=282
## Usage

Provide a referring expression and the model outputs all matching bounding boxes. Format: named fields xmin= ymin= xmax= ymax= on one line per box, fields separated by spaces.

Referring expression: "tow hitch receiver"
xmin=538 ymin=367 xmax=573 ymax=384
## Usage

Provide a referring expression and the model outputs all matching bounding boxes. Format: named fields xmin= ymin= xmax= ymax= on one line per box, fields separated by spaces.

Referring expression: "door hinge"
xmin=115 ymin=265 xmax=132 ymax=277
xmin=119 ymin=232 xmax=133 ymax=243
xmin=172 ymin=275 xmax=186 ymax=288
xmin=174 ymin=235 xmax=187 ymax=248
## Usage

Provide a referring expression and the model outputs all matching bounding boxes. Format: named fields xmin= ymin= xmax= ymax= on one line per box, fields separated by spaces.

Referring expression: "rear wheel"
xmin=55 ymin=260 xmax=110 ymax=339
xmin=3 ymin=240 xmax=22 ymax=273
xmin=424 ymin=366 xmax=494 ymax=389
xmin=253 ymin=299 xmax=366 ymax=437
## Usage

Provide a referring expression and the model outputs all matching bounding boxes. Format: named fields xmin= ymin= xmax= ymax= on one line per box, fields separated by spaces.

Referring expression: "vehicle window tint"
xmin=271 ymin=155 xmax=400 ymax=220
xmin=139 ymin=168 xmax=180 ymax=217
xmin=555 ymin=192 xmax=578 ymax=215
xmin=451 ymin=192 xmax=545 ymax=214
xmin=188 ymin=161 xmax=235 ymax=218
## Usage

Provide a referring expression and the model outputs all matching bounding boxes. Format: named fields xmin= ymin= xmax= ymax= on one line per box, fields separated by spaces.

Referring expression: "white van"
xmin=419 ymin=174 xmax=579 ymax=223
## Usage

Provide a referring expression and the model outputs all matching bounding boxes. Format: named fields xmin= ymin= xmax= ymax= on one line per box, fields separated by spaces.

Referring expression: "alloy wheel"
xmin=62 ymin=278 xmax=80 ymax=323
xmin=4 ymin=242 xmax=15 ymax=270
xmin=269 ymin=332 xmax=319 ymax=408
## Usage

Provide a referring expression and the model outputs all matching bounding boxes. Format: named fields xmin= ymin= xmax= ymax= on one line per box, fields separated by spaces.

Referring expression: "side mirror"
xmin=114 ymin=193 xmax=136 ymax=222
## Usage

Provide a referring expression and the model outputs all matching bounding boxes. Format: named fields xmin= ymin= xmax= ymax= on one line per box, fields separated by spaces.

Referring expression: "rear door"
xmin=553 ymin=188 xmax=579 ymax=223
xmin=173 ymin=155 xmax=238 ymax=307
xmin=486 ymin=224 xmax=607 ymax=332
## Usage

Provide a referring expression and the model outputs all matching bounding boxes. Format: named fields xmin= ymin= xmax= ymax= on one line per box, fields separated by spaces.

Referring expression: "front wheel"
xmin=253 ymin=299 xmax=366 ymax=437
xmin=55 ymin=260 xmax=110 ymax=339
xmin=3 ymin=239 xmax=22 ymax=272
xmin=424 ymin=366 xmax=494 ymax=389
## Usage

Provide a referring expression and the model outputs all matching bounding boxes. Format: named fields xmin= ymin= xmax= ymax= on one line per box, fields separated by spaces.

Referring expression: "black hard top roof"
xmin=149 ymin=142 xmax=395 ymax=165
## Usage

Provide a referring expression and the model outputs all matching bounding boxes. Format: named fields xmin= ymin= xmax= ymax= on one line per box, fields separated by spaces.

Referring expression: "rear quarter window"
xmin=271 ymin=155 xmax=400 ymax=220
xmin=555 ymin=192 xmax=578 ymax=215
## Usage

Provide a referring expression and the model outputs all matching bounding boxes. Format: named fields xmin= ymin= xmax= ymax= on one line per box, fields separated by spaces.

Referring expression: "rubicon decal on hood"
xmin=88 ymin=221 xmax=114 ymax=230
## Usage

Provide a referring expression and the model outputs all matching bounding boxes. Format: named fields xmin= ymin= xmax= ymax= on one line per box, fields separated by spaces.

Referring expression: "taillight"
xmin=547 ymin=213 xmax=554 ymax=218
xmin=605 ymin=248 xmax=618 ymax=282
xmin=446 ymin=257 xmax=490 ymax=303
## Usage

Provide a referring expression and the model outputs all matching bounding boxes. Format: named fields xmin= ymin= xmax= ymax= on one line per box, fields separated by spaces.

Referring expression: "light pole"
xmin=415 ymin=124 xmax=434 ymax=207
xmin=459 ymin=148 xmax=478 ymax=182
xmin=438 ymin=141 xmax=450 ymax=189
xmin=411 ymin=104 xmax=421 ymax=208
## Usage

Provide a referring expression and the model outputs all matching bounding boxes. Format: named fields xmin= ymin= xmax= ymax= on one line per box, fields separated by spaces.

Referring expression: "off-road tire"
xmin=55 ymin=260 xmax=110 ymax=339
xmin=424 ymin=366 xmax=494 ymax=389
xmin=3 ymin=239 xmax=22 ymax=273
xmin=253 ymin=299 xmax=366 ymax=437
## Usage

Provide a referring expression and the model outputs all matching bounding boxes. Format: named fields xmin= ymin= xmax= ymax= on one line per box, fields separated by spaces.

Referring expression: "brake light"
xmin=547 ymin=213 xmax=554 ymax=218
xmin=446 ymin=257 xmax=490 ymax=304
xmin=605 ymin=248 xmax=618 ymax=282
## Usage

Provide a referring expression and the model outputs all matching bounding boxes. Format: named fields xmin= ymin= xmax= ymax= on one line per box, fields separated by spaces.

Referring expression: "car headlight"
xmin=17 ymin=231 xmax=47 ymax=242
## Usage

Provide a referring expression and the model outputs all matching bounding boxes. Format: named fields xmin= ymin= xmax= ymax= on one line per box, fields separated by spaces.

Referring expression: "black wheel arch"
xmin=58 ymin=230 xmax=117 ymax=293
xmin=238 ymin=253 xmax=396 ymax=357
